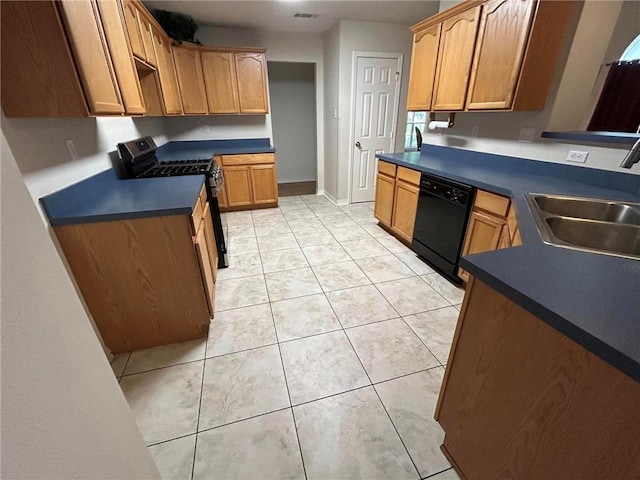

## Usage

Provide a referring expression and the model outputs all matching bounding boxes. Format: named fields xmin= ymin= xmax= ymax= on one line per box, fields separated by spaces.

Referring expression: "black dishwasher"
xmin=412 ymin=173 xmax=475 ymax=285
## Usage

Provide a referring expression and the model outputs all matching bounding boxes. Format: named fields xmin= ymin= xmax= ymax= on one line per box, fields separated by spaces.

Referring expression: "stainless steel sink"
xmin=527 ymin=194 xmax=640 ymax=260
xmin=533 ymin=195 xmax=640 ymax=226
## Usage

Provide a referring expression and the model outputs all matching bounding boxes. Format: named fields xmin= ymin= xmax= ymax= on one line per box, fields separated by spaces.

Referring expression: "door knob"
xmin=355 ymin=141 xmax=361 ymax=148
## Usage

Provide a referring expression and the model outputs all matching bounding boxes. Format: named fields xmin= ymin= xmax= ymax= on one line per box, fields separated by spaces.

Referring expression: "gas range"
xmin=139 ymin=159 xmax=213 ymax=178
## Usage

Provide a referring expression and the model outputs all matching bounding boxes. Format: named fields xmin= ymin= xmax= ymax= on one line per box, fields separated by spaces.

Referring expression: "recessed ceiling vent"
xmin=293 ymin=13 xmax=318 ymax=19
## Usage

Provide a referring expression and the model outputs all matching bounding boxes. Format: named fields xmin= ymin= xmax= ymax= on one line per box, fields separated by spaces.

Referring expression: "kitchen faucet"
xmin=620 ymin=138 xmax=640 ymax=168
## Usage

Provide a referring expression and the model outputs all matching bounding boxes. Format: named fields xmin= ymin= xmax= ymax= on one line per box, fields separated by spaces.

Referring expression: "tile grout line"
xmin=190 ymin=322 xmax=210 ymax=480
xmin=320 ymin=277 xmax=422 ymax=479
xmin=272 ymin=212 xmax=311 ymax=480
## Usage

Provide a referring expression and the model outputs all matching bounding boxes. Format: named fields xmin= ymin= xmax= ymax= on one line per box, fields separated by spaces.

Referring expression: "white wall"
xmin=423 ymin=0 xmax=640 ymax=174
xmin=1 ymin=112 xmax=168 ymax=207
xmin=268 ymin=62 xmax=317 ymax=183
xmin=323 ymin=22 xmax=341 ymax=199
xmin=164 ymin=27 xmax=327 ymax=190
xmin=1 ymin=129 xmax=160 ymax=479
xmin=336 ymin=20 xmax=413 ymax=202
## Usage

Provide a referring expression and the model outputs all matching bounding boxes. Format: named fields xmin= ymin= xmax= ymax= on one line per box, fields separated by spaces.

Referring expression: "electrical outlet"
xmin=333 ymin=109 xmax=338 ymax=119
xmin=471 ymin=125 xmax=479 ymax=138
xmin=65 ymin=139 xmax=78 ymax=161
xmin=518 ymin=127 xmax=536 ymax=143
xmin=203 ymin=125 xmax=210 ymax=133
xmin=566 ymin=150 xmax=589 ymax=163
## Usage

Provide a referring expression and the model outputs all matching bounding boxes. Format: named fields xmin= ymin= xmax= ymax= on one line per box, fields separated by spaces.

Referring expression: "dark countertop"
xmin=377 ymin=145 xmax=640 ymax=382
xmin=41 ymin=138 xmax=275 ymax=226
xmin=156 ymin=138 xmax=275 ymax=161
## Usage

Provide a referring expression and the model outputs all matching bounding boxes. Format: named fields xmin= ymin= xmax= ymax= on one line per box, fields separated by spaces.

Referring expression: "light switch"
xmin=566 ymin=150 xmax=589 ymax=163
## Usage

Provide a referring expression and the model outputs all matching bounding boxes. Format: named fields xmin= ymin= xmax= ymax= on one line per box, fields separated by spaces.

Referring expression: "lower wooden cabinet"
xmin=54 ymin=186 xmax=214 ymax=353
xmin=373 ymin=160 xmax=420 ymax=244
xmin=459 ymin=189 xmax=520 ymax=282
xmin=374 ymin=172 xmax=395 ymax=227
xmin=220 ymin=153 xmax=278 ymax=210
xmin=436 ymin=277 xmax=640 ymax=479
xmin=391 ymin=179 xmax=420 ymax=243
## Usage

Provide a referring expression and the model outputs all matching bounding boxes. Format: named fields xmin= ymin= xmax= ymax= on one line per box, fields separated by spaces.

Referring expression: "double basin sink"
xmin=527 ymin=194 xmax=640 ymax=260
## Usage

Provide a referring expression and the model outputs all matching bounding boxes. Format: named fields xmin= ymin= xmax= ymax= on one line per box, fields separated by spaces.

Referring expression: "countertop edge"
xmin=47 ymin=207 xmax=194 ymax=227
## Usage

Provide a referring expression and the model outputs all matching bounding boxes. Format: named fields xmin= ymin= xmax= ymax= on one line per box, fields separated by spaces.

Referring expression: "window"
xmin=405 ymin=111 xmax=427 ymax=149
xmin=620 ymin=34 xmax=640 ymax=61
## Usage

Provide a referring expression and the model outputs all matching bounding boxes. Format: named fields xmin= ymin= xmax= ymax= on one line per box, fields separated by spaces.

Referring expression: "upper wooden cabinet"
xmin=235 ymin=53 xmax=269 ymax=114
xmin=97 ymin=0 xmax=146 ymax=115
xmin=172 ymin=43 xmax=208 ymax=114
xmin=151 ymin=28 xmax=182 ymax=115
xmin=407 ymin=0 xmax=575 ymax=112
xmin=432 ymin=6 xmax=480 ymax=111
xmin=201 ymin=51 xmax=240 ymax=114
xmin=121 ymin=0 xmax=145 ymax=60
xmin=407 ymin=24 xmax=441 ymax=111
xmin=466 ymin=0 xmax=536 ymax=109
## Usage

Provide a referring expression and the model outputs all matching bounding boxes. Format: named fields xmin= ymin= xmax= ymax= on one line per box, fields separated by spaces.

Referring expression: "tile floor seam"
xmin=146 ymin=431 xmax=196 ymax=449
xmin=422 ymin=467 xmax=455 ymax=479
xmin=277 ymin=326 xmax=344 ymax=345
xmin=121 ymin=356 xmax=207 ymax=378
xmin=190 ymin=322 xmax=210 ymax=480
xmin=205 ymin=341 xmax=280 ymax=361
xmin=400 ymin=317 xmax=447 ymax=368
xmin=117 ymin=352 xmax=132 ymax=379
xmin=262 ymin=241 xmax=309 ymax=480
xmin=195 ymin=406 xmax=292 ymax=435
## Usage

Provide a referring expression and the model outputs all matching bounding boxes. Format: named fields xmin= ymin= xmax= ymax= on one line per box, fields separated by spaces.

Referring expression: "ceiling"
xmin=143 ymin=1 xmax=441 ymax=34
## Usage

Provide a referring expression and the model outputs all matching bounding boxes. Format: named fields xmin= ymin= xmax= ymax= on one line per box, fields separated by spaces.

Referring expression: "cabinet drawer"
xmin=191 ymin=187 xmax=206 ymax=234
xmin=397 ymin=166 xmax=421 ymax=186
xmin=474 ymin=190 xmax=510 ymax=217
xmin=377 ymin=160 xmax=396 ymax=177
xmin=221 ymin=153 xmax=274 ymax=166
xmin=198 ymin=183 xmax=208 ymax=209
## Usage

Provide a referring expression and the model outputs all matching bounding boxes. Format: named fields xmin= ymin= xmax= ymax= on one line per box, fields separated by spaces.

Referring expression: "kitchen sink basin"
xmin=532 ymin=195 xmax=640 ymax=226
xmin=527 ymin=194 xmax=640 ymax=260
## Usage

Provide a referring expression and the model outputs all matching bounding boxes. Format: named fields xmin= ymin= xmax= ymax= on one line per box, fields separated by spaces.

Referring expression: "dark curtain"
xmin=588 ymin=61 xmax=640 ymax=133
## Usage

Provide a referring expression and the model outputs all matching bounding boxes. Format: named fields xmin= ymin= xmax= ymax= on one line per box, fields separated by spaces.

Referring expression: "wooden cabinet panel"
xmin=466 ymin=0 xmax=536 ymax=110
xmin=250 ymin=164 xmax=279 ymax=205
xmin=377 ymin=160 xmax=397 ymax=178
xmin=235 ymin=52 xmax=269 ymax=114
xmin=58 ymin=0 xmax=124 ymax=114
xmin=474 ymin=189 xmax=510 ymax=216
xmin=122 ymin=0 xmax=145 ymax=59
xmin=151 ymin=29 xmax=182 ymax=115
xmin=432 ymin=6 xmax=480 ymax=111
xmin=0 ymin=1 xmax=88 ymax=117
xmin=194 ymin=217 xmax=215 ymax=316
xmin=97 ymin=0 xmax=145 ymax=115
xmin=407 ymin=24 xmax=441 ymax=111
xmin=462 ymin=210 xmax=505 ymax=257
xmin=223 ymin=166 xmax=253 ymax=207
xmin=221 ymin=153 xmax=275 ymax=166
xmin=138 ymin=15 xmax=157 ymax=66
xmin=437 ymin=278 xmax=640 ymax=480
xmin=54 ymin=215 xmax=210 ymax=353
xmin=497 ymin=224 xmax=511 ymax=249
xmin=397 ymin=166 xmax=421 ymax=186
xmin=374 ymin=173 xmax=395 ymax=228
xmin=173 ymin=44 xmax=208 ymax=114
xmin=391 ymin=180 xmax=420 ymax=243
xmin=201 ymin=51 xmax=240 ymax=114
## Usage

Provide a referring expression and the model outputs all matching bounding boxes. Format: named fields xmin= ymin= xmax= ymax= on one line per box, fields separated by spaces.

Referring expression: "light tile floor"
xmin=112 ymin=194 xmax=463 ymax=480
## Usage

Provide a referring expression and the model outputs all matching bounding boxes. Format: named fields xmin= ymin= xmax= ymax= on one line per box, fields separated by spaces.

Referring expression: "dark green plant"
xmin=152 ymin=9 xmax=201 ymax=45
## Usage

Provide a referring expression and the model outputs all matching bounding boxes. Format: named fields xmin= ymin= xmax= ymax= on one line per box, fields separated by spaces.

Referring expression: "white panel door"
xmin=351 ymin=55 xmax=401 ymax=203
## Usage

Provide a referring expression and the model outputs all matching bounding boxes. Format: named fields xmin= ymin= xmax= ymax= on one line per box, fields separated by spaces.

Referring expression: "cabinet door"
xmin=235 ymin=52 xmax=269 ymax=114
xmin=407 ymin=24 xmax=441 ymax=111
xmin=173 ymin=44 xmax=208 ymax=114
xmin=223 ymin=166 xmax=253 ymax=207
xmin=97 ymin=0 xmax=145 ymax=115
xmin=202 ymin=51 xmax=240 ymax=114
xmin=194 ymin=218 xmax=215 ymax=316
xmin=138 ymin=15 xmax=157 ymax=66
xmin=152 ymin=29 xmax=182 ymax=114
xmin=498 ymin=224 xmax=512 ymax=250
xmin=391 ymin=180 xmax=420 ymax=243
xmin=374 ymin=173 xmax=395 ymax=228
xmin=58 ymin=0 xmax=124 ymax=114
xmin=462 ymin=210 xmax=505 ymax=257
xmin=432 ymin=6 xmax=480 ymax=111
xmin=121 ymin=0 xmax=145 ymax=59
xmin=250 ymin=164 xmax=279 ymax=205
xmin=202 ymin=202 xmax=219 ymax=284
xmin=466 ymin=0 xmax=536 ymax=110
